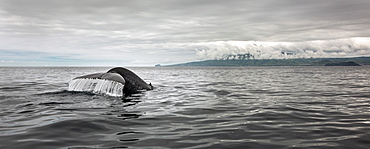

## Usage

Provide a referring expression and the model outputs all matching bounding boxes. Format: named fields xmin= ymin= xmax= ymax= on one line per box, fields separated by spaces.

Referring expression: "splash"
xmin=68 ymin=78 xmax=124 ymax=97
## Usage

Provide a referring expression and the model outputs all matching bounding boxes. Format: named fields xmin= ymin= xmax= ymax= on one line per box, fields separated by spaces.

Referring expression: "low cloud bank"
xmin=193 ymin=38 xmax=370 ymax=60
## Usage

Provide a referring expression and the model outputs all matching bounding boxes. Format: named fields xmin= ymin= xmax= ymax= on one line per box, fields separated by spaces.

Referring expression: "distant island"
xmin=166 ymin=57 xmax=370 ymax=67
xmin=324 ymin=61 xmax=361 ymax=66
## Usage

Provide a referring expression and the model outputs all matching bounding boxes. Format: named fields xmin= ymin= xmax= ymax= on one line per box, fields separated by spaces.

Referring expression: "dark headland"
xmin=166 ymin=57 xmax=370 ymax=67
xmin=324 ymin=61 xmax=361 ymax=66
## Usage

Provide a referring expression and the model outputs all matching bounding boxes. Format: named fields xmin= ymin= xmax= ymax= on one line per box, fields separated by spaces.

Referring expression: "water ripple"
xmin=0 ymin=67 xmax=370 ymax=148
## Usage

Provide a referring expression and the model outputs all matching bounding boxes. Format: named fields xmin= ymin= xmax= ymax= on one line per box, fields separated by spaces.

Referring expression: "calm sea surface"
xmin=0 ymin=66 xmax=369 ymax=149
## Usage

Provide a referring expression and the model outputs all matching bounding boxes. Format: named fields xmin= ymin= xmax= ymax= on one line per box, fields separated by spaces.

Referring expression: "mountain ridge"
xmin=165 ymin=57 xmax=370 ymax=67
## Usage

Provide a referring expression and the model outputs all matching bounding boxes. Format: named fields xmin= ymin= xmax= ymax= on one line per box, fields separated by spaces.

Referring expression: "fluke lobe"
xmin=107 ymin=67 xmax=153 ymax=93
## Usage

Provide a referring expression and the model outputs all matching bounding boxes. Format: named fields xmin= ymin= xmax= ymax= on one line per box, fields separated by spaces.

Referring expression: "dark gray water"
xmin=0 ymin=66 xmax=369 ymax=149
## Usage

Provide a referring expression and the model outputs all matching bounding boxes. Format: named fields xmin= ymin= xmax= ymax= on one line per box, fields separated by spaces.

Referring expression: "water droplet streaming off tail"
xmin=68 ymin=78 xmax=124 ymax=97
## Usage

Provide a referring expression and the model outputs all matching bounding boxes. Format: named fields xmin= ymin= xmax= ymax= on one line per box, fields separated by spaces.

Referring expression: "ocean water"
xmin=0 ymin=66 xmax=369 ymax=149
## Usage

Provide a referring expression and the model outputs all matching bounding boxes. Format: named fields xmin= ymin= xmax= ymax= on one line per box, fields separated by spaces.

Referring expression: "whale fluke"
xmin=68 ymin=67 xmax=153 ymax=97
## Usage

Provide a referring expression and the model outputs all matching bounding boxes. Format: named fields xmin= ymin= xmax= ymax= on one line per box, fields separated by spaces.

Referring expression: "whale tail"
xmin=68 ymin=67 xmax=152 ymax=97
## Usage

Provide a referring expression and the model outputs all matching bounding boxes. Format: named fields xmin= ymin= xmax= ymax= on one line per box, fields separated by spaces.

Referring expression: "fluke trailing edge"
xmin=68 ymin=67 xmax=153 ymax=97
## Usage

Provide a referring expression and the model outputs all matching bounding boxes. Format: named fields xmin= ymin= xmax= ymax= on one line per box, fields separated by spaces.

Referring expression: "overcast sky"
xmin=1 ymin=0 xmax=370 ymax=66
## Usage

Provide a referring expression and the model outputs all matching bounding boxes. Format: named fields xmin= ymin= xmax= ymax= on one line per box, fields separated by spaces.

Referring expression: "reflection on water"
xmin=0 ymin=66 xmax=370 ymax=148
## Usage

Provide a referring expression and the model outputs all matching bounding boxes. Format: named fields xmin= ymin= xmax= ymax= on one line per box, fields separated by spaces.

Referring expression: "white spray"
xmin=68 ymin=78 xmax=124 ymax=97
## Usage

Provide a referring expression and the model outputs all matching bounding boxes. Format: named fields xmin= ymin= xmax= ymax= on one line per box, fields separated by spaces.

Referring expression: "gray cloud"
xmin=193 ymin=38 xmax=370 ymax=60
xmin=0 ymin=0 xmax=370 ymax=66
